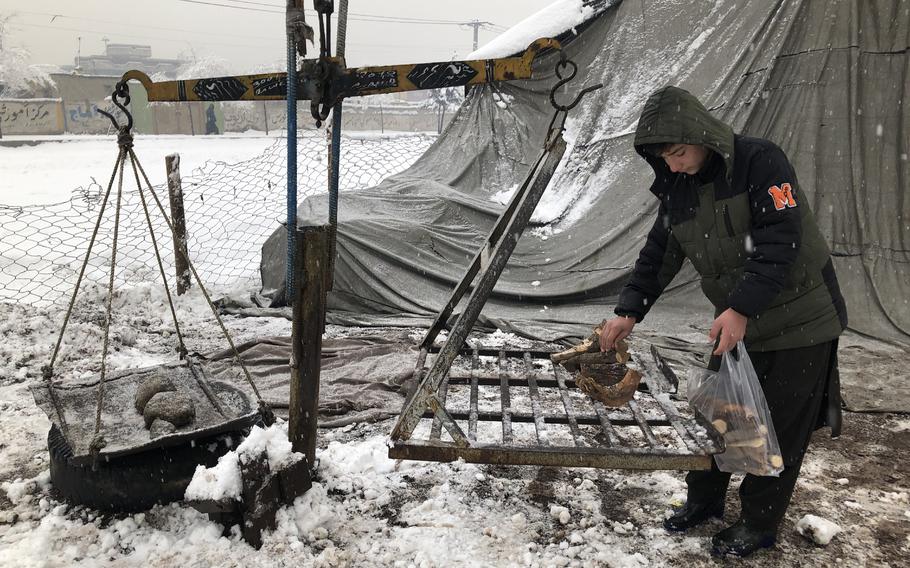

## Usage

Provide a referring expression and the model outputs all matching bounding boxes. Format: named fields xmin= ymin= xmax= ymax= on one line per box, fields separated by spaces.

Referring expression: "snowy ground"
xmin=1 ymin=287 xmax=908 ymax=567
xmin=0 ymin=133 xmax=280 ymax=206
xmin=1 ymin=135 xmax=908 ymax=566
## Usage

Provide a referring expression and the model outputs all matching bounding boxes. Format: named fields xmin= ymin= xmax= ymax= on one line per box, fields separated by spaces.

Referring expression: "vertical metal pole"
xmin=165 ymin=154 xmax=191 ymax=295
xmin=288 ymin=225 xmax=329 ymax=465
xmin=286 ymin=1 xmax=303 ymax=304
xmin=327 ymin=0 xmax=348 ymax=289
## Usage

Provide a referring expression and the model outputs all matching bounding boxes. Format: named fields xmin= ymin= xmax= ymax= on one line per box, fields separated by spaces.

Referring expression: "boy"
xmin=600 ymin=86 xmax=847 ymax=557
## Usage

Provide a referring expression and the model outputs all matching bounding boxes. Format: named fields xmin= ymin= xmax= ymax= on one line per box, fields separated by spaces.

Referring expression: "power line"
xmin=175 ymin=0 xmax=503 ymax=27
xmin=16 ymin=10 xmax=278 ymax=42
xmin=12 ymin=22 xmax=273 ymax=51
xmin=176 ymin=0 xmax=280 ymax=14
xmin=214 ymin=0 xmax=471 ymax=24
xmin=13 ymin=21 xmax=464 ymax=54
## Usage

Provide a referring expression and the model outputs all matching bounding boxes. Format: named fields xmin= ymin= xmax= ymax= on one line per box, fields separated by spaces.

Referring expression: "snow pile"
xmin=795 ymin=514 xmax=842 ymax=546
xmin=1 ymin=470 xmax=51 ymax=507
xmin=468 ymin=329 xmax=535 ymax=349
xmin=185 ymin=423 xmax=305 ymax=502
xmin=468 ymin=0 xmax=602 ymax=60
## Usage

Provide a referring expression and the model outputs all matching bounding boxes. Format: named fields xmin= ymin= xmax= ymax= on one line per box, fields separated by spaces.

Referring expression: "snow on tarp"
xmin=467 ymin=0 xmax=605 ymax=60
xmin=258 ymin=0 xmax=909 ymax=406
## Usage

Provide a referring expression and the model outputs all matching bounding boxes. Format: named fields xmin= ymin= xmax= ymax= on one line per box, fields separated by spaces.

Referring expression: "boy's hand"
xmin=709 ymin=308 xmax=748 ymax=355
xmin=600 ymin=316 xmax=635 ymax=351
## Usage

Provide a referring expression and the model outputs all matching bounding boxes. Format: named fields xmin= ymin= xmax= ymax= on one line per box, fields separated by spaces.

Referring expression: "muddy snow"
xmin=0 ymin=290 xmax=908 ymax=567
xmin=2 ymin=133 xmax=907 ymax=566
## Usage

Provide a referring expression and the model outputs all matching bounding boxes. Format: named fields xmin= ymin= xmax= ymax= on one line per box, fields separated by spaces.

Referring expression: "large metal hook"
xmin=548 ymin=55 xmax=602 ymax=112
xmin=97 ymin=81 xmax=134 ymax=133
xmin=543 ymin=52 xmax=603 ymax=150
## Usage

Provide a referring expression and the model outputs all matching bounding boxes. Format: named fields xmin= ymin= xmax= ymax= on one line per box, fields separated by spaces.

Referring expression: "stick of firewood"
xmin=550 ymin=323 xmax=604 ymax=363
xmin=576 ymin=368 xmax=642 ymax=408
xmin=550 ymin=328 xmax=628 ymax=365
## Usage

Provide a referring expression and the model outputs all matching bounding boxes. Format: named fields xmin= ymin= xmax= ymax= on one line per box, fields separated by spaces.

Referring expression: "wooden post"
xmin=166 ymin=154 xmax=191 ymax=295
xmin=288 ymin=225 xmax=330 ymax=465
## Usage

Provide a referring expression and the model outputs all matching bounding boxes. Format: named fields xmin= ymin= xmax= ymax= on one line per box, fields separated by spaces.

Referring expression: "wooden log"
xmin=238 ymin=453 xmax=281 ymax=549
xmin=614 ymin=339 xmax=631 ymax=364
xmin=550 ymin=320 xmax=628 ymax=365
xmin=289 ymin=225 xmax=330 ymax=466
xmin=577 ymin=368 xmax=642 ymax=408
xmin=166 ymin=154 xmax=191 ymax=295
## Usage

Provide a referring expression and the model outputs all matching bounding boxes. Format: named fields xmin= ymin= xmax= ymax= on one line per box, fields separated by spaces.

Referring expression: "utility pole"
xmin=462 ymin=19 xmax=493 ymax=52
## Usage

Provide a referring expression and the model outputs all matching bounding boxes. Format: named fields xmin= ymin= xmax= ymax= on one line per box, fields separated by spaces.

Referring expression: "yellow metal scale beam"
xmin=122 ymin=38 xmax=560 ymax=103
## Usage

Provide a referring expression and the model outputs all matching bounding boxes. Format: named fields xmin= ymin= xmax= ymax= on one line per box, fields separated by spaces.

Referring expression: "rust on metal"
xmin=390 ymin=346 xmax=722 ymax=471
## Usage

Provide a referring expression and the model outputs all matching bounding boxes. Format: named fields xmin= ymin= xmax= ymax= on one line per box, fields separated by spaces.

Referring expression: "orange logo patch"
xmin=768 ymin=183 xmax=797 ymax=211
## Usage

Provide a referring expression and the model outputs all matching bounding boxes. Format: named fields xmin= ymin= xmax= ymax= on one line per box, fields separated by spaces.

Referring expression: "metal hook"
xmin=548 ymin=57 xmax=603 ymax=113
xmin=96 ymin=81 xmax=134 ymax=133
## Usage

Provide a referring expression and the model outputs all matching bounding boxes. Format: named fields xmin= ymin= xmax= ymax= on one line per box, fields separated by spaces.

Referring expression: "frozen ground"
xmin=2 ymin=135 xmax=908 ymax=566
xmin=0 ymin=288 xmax=908 ymax=567
xmin=0 ymin=133 xmax=280 ymax=206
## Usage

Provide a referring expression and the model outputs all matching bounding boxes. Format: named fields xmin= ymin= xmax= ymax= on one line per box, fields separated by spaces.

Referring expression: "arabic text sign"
xmin=0 ymin=100 xmax=64 ymax=134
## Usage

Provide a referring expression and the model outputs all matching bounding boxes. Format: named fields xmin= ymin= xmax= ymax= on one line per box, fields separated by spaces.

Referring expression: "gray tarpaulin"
xmin=204 ymin=335 xmax=419 ymax=425
xmin=254 ymin=0 xmax=908 ymax=410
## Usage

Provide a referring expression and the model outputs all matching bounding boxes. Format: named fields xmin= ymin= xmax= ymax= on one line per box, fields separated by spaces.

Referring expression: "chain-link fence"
xmin=1 ymin=131 xmax=435 ymax=306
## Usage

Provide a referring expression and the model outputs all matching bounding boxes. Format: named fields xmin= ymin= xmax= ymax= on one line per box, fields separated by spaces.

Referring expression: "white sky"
xmin=2 ymin=0 xmax=557 ymax=71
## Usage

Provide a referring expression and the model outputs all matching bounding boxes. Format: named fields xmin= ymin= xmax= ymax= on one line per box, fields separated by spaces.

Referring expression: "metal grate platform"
xmin=388 ymin=346 xmax=724 ymax=470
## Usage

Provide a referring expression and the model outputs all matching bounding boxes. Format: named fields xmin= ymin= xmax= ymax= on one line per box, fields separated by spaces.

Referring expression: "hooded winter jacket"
xmin=616 ymin=86 xmax=847 ymax=351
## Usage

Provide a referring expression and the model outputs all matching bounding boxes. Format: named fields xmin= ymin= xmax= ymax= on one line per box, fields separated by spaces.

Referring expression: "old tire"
xmin=48 ymin=425 xmax=249 ymax=512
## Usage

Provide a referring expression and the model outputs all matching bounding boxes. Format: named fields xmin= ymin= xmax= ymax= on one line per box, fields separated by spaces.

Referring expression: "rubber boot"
xmin=663 ymin=501 xmax=724 ymax=532
xmin=711 ymin=519 xmax=777 ymax=557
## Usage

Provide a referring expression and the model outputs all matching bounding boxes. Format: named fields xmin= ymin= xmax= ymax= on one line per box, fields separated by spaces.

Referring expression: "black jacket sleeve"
xmin=727 ymin=145 xmax=802 ymax=317
xmin=615 ymin=201 xmax=686 ymax=321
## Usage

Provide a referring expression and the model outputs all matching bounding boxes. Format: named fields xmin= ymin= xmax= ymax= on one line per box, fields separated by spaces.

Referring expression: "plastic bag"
xmin=688 ymin=341 xmax=784 ymax=476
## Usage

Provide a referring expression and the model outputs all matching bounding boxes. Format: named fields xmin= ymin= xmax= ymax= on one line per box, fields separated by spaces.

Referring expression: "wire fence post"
xmin=165 ymin=153 xmax=191 ymax=295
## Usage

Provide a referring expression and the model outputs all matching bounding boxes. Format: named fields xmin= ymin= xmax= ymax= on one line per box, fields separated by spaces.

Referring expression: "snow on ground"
xmin=1 ymin=131 xmax=908 ymax=566
xmin=186 ymin=423 xmax=305 ymax=503
xmin=795 ymin=514 xmax=841 ymax=546
xmin=1 ymin=286 xmax=909 ymax=566
xmin=0 ymin=133 xmax=280 ymax=206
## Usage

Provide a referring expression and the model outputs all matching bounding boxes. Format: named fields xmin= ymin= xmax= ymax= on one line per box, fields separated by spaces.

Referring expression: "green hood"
xmin=633 ymin=86 xmax=735 ymax=181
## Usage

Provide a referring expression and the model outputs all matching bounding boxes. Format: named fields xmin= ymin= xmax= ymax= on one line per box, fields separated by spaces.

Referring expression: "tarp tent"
xmin=260 ymin=0 xmax=909 ymax=350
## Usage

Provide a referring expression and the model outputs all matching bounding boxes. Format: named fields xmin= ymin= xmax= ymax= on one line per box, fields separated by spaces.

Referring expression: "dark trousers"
xmin=686 ymin=340 xmax=838 ymax=530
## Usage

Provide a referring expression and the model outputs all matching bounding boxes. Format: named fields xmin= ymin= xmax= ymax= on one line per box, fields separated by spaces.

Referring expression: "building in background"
xmin=63 ymin=43 xmax=181 ymax=78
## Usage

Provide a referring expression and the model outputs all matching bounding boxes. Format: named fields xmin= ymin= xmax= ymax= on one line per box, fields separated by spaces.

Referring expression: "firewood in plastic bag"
xmin=687 ymin=341 xmax=784 ymax=476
